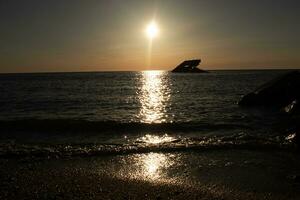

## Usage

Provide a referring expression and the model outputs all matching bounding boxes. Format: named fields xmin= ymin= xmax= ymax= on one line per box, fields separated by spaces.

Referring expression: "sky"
xmin=0 ymin=0 xmax=299 ymax=73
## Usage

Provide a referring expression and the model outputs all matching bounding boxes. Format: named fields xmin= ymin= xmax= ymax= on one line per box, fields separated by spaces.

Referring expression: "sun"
xmin=146 ymin=21 xmax=159 ymax=39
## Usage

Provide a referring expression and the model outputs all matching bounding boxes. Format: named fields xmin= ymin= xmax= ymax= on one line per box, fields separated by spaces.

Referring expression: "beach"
xmin=1 ymin=149 xmax=300 ymax=199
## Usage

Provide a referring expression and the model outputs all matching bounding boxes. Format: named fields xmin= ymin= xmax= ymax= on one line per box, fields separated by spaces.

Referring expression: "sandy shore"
xmin=1 ymin=150 xmax=300 ymax=199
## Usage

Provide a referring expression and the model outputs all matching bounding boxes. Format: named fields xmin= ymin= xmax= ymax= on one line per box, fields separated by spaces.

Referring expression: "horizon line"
xmin=0 ymin=67 xmax=299 ymax=75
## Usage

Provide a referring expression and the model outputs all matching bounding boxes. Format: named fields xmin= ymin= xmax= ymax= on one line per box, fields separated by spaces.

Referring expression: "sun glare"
xmin=146 ymin=21 xmax=159 ymax=39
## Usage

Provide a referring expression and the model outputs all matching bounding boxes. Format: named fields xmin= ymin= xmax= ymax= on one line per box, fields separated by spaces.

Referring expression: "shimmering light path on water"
xmin=138 ymin=71 xmax=171 ymax=123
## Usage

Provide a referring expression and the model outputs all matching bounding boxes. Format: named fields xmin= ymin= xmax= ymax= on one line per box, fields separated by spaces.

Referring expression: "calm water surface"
xmin=0 ymin=70 xmax=293 ymax=155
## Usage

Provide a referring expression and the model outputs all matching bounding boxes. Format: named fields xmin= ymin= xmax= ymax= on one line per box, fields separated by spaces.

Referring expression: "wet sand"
xmin=1 ymin=150 xmax=300 ymax=200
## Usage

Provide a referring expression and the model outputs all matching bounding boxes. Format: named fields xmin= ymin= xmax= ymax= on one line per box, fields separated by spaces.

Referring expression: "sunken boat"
xmin=171 ymin=59 xmax=207 ymax=73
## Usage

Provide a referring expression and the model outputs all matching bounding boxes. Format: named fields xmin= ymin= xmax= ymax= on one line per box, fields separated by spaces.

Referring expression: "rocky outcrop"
xmin=238 ymin=71 xmax=300 ymax=147
xmin=171 ymin=59 xmax=207 ymax=73
xmin=238 ymin=71 xmax=300 ymax=108
xmin=284 ymin=100 xmax=300 ymax=115
xmin=296 ymin=128 xmax=300 ymax=147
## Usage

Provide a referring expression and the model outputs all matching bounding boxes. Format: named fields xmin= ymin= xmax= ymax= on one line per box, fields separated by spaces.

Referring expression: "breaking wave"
xmin=0 ymin=132 xmax=296 ymax=158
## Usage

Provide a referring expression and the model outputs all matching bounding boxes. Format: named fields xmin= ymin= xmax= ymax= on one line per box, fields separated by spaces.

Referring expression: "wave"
xmin=0 ymin=119 xmax=253 ymax=133
xmin=0 ymin=133 xmax=296 ymax=158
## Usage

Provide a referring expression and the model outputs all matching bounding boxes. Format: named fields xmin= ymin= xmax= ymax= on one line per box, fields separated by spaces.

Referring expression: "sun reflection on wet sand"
xmin=112 ymin=152 xmax=179 ymax=183
xmin=134 ymin=153 xmax=175 ymax=180
xmin=138 ymin=70 xmax=171 ymax=123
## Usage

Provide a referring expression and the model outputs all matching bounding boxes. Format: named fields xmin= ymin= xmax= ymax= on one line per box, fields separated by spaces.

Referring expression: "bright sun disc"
xmin=146 ymin=21 xmax=159 ymax=39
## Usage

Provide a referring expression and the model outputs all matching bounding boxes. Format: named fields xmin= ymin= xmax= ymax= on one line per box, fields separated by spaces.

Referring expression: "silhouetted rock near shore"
xmin=238 ymin=71 xmax=300 ymax=108
xmin=171 ymin=59 xmax=207 ymax=73
xmin=238 ymin=71 xmax=300 ymax=147
xmin=284 ymin=100 xmax=300 ymax=115
xmin=296 ymin=129 xmax=300 ymax=147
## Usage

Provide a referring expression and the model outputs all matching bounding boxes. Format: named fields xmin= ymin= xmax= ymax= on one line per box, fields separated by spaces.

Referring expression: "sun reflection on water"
xmin=137 ymin=134 xmax=176 ymax=144
xmin=138 ymin=70 xmax=171 ymax=123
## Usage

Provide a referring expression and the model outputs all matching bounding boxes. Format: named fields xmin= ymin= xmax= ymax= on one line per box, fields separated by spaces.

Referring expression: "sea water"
xmin=0 ymin=70 xmax=295 ymax=156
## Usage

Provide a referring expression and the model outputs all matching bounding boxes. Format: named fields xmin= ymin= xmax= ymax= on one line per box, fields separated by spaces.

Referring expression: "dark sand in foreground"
xmin=1 ymin=150 xmax=300 ymax=200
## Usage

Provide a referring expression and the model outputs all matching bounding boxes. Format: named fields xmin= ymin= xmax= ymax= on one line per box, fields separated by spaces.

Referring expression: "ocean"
xmin=2 ymin=70 xmax=300 ymax=199
xmin=0 ymin=70 xmax=295 ymax=157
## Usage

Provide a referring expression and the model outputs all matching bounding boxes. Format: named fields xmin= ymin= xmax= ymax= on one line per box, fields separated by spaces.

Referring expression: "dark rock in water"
xmin=171 ymin=59 xmax=207 ymax=73
xmin=284 ymin=100 xmax=300 ymax=115
xmin=293 ymin=175 xmax=300 ymax=183
xmin=238 ymin=71 xmax=300 ymax=107
xmin=287 ymin=174 xmax=300 ymax=183
xmin=296 ymin=129 xmax=300 ymax=147
xmin=239 ymin=71 xmax=300 ymax=148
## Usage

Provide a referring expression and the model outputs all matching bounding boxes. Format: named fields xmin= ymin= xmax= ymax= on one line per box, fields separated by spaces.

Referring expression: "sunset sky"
xmin=0 ymin=0 xmax=299 ymax=73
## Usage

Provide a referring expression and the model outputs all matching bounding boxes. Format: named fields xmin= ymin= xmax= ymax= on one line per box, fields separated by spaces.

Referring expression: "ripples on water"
xmin=0 ymin=70 xmax=283 ymax=124
xmin=0 ymin=70 xmax=292 ymax=155
xmin=138 ymin=71 xmax=171 ymax=123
